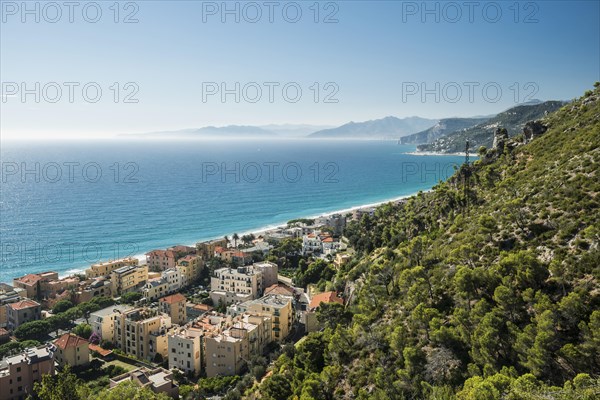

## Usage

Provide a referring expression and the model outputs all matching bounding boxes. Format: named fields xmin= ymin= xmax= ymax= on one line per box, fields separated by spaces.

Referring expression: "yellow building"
xmin=176 ymin=255 xmax=204 ymax=287
xmin=114 ymin=309 xmax=172 ymax=362
xmin=159 ymin=293 xmax=187 ymax=325
xmin=86 ymin=258 xmax=139 ymax=279
xmin=110 ymin=265 xmax=148 ymax=296
xmin=89 ymin=304 xmax=133 ymax=343
xmin=237 ymin=295 xmax=293 ymax=342
xmin=54 ymin=333 xmax=90 ymax=368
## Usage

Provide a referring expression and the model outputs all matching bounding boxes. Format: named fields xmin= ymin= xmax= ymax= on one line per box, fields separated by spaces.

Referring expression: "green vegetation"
xmin=15 ymin=297 xmax=114 ymax=341
xmin=119 ymin=291 xmax=143 ymax=305
xmin=255 ymin=86 xmax=600 ymax=399
xmin=72 ymin=323 xmax=92 ymax=339
xmin=418 ymin=100 xmax=565 ymax=153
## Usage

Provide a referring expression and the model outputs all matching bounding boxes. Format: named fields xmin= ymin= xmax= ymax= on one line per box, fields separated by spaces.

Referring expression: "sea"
xmin=0 ymin=139 xmax=466 ymax=283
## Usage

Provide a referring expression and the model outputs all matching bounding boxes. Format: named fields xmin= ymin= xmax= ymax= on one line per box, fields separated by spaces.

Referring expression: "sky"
xmin=1 ymin=0 xmax=599 ymax=139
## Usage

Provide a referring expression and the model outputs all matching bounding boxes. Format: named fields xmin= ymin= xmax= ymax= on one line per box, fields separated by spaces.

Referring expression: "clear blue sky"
xmin=1 ymin=0 xmax=599 ymax=138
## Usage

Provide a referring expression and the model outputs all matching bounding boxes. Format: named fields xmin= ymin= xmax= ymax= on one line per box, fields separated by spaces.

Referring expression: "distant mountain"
xmin=308 ymin=116 xmax=438 ymax=139
xmin=399 ymin=117 xmax=491 ymax=145
xmin=259 ymin=124 xmax=335 ymax=138
xmin=124 ymin=125 xmax=278 ymax=139
xmin=417 ymin=101 xmax=567 ymax=153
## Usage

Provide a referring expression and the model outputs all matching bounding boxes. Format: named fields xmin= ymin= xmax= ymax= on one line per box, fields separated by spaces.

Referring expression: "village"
xmin=0 ymin=210 xmax=375 ymax=399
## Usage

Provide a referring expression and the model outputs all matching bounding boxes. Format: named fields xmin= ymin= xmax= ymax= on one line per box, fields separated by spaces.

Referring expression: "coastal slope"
xmin=400 ymin=117 xmax=490 ymax=145
xmin=256 ymin=85 xmax=600 ymax=399
xmin=308 ymin=116 xmax=438 ymax=139
xmin=417 ymin=101 xmax=565 ymax=153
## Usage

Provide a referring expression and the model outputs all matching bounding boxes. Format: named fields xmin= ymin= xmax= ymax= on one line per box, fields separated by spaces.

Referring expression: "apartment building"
xmin=6 ymin=300 xmax=42 ymax=331
xmin=114 ymin=309 xmax=172 ymax=362
xmin=210 ymin=266 xmax=262 ymax=305
xmin=54 ymin=333 xmax=90 ymax=368
xmin=145 ymin=250 xmax=177 ymax=271
xmin=142 ymin=278 xmax=168 ymax=302
xmin=167 ymin=326 xmax=203 ymax=376
xmin=0 ymin=284 xmax=24 ymax=329
xmin=13 ymin=272 xmax=58 ymax=300
xmin=252 ymin=262 xmax=278 ymax=288
xmin=89 ymin=304 xmax=133 ymax=343
xmin=176 ymin=255 xmax=204 ymax=287
xmin=236 ymin=295 xmax=293 ymax=342
xmin=162 ymin=268 xmax=183 ymax=294
xmin=159 ymin=293 xmax=187 ymax=325
xmin=85 ymin=258 xmax=139 ymax=279
xmin=0 ymin=345 xmax=55 ymax=400
xmin=110 ymin=265 xmax=148 ymax=296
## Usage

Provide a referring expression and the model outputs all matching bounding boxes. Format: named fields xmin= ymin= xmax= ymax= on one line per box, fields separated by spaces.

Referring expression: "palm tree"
xmin=223 ymin=235 xmax=230 ymax=248
xmin=232 ymin=233 xmax=239 ymax=248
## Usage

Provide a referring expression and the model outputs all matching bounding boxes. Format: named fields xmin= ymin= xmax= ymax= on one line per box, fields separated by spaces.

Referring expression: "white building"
xmin=168 ymin=326 xmax=203 ymax=376
xmin=89 ymin=304 xmax=133 ymax=343
xmin=162 ymin=268 xmax=183 ymax=294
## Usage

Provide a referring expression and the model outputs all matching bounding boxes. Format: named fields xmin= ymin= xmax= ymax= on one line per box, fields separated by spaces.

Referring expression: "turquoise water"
xmin=0 ymin=139 xmax=465 ymax=283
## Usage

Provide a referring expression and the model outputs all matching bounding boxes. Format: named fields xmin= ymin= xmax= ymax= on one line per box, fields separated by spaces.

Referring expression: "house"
xmin=0 ymin=345 xmax=55 ymax=400
xmin=13 ymin=272 xmax=58 ymax=300
xmin=0 ymin=328 xmax=10 ymax=344
xmin=6 ymin=299 xmax=42 ymax=330
xmin=110 ymin=367 xmax=179 ymax=398
xmin=159 ymin=294 xmax=187 ymax=325
xmin=305 ymin=291 xmax=344 ymax=332
xmin=168 ymin=326 xmax=203 ymax=376
xmin=54 ymin=333 xmax=90 ymax=368
xmin=0 ymin=284 xmax=24 ymax=328
xmin=89 ymin=304 xmax=133 ymax=343
xmin=85 ymin=258 xmax=139 ymax=279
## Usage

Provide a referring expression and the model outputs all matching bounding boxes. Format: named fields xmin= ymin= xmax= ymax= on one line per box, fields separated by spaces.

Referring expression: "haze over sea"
xmin=0 ymin=139 xmax=466 ymax=283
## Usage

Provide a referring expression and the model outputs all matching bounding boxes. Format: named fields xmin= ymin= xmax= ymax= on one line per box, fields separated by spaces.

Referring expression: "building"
xmin=145 ymin=250 xmax=177 ymax=272
xmin=176 ymin=255 xmax=204 ymax=287
xmin=0 ymin=284 xmax=24 ymax=329
xmin=168 ymin=326 xmax=203 ymax=376
xmin=114 ymin=309 xmax=172 ymax=362
xmin=305 ymin=291 xmax=344 ymax=332
xmin=73 ymin=278 xmax=113 ymax=304
xmin=142 ymin=278 xmax=168 ymax=302
xmin=252 ymin=262 xmax=278 ymax=288
xmin=204 ymin=314 xmax=272 ymax=377
xmin=54 ymin=333 xmax=90 ymax=368
xmin=162 ymin=268 xmax=183 ymax=294
xmin=110 ymin=367 xmax=179 ymax=398
xmin=186 ymin=303 xmax=213 ymax=321
xmin=235 ymin=295 xmax=293 ymax=342
xmin=89 ymin=304 xmax=133 ymax=343
xmin=110 ymin=265 xmax=148 ymax=296
xmin=13 ymin=272 xmax=58 ymax=300
xmin=334 ymin=253 xmax=352 ymax=269
xmin=85 ymin=258 xmax=139 ymax=279
xmin=0 ymin=328 xmax=10 ymax=344
xmin=210 ymin=266 xmax=262 ymax=305
xmin=196 ymin=238 xmax=227 ymax=259
xmin=0 ymin=345 xmax=55 ymax=400
xmin=159 ymin=294 xmax=187 ymax=325
xmin=6 ymin=299 xmax=42 ymax=330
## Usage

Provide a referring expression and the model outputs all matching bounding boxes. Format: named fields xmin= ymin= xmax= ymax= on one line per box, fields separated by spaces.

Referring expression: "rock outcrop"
xmin=523 ymin=120 xmax=548 ymax=143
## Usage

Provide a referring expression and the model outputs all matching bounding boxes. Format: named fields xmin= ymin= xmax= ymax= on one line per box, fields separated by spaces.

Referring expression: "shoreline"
xmin=45 ymin=192 xmax=421 ymax=282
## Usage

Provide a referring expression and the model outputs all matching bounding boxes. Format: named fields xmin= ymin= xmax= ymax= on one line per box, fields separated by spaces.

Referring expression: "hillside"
xmin=253 ymin=85 xmax=600 ymax=399
xmin=417 ymin=101 xmax=565 ymax=153
xmin=400 ymin=117 xmax=490 ymax=145
xmin=308 ymin=116 xmax=438 ymax=139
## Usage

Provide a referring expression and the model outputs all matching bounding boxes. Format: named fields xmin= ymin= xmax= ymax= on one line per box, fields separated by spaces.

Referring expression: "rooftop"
xmin=14 ymin=273 xmax=43 ymax=285
xmin=160 ymin=293 xmax=186 ymax=304
xmin=55 ymin=333 xmax=88 ymax=350
xmin=8 ymin=299 xmax=40 ymax=310
xmin=309 ymin=291 xmax=344 ymax=310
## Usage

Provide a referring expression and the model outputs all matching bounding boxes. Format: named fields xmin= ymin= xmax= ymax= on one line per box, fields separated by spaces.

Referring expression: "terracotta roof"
xmin=15 ymin=274 xmax=43 ymax=285
xmin=214 ymin=246 xmax=226 ymax=253
xmin=191 ymin=303 xmax=213 ymax=311
xmin=0 ymin=328 xmax=9 ymax=336
xmin=88 ymin=343 xmax=112 ymax=357
xmin=160 ymin=293 xmax=186 ymax=304
xmin=8 ymin=299 xmax=40 ymax=310
xmin=309 ymin=291 xmax=343 ymax=310
xmin=322 ymin=237 xmax=334 ymax=243
xmin=180 ymin=255 xmax=198 ymax=262
xmin=146 ymin=249 xmax=177 ymax=258
xmin=264 ymin=283 xmax=295 ymax=296
xmin=55 ymin=333 xmax=89 ymax=350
